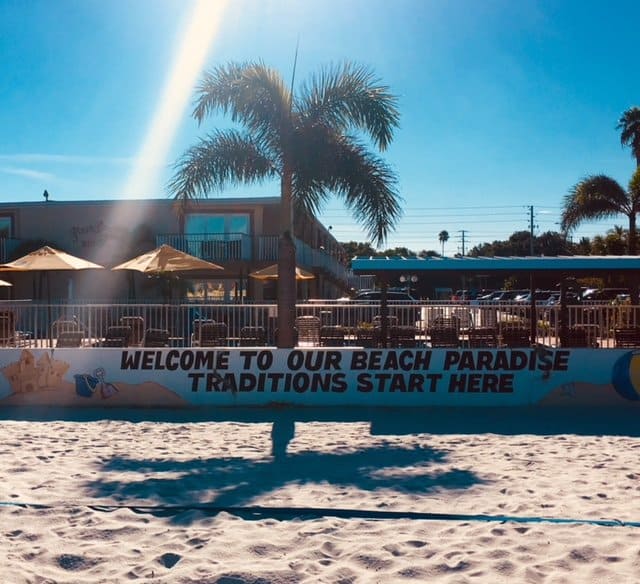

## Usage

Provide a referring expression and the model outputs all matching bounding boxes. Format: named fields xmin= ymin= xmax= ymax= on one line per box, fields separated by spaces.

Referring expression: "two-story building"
xmin=0 ymin=196 xmax=350 ymax=302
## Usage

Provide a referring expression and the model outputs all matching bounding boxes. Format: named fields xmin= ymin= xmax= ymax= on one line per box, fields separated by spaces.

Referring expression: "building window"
xmin=185 ymin=213 xmax=251 ymax=260
xmin=0 ymin=215 xmax=13 ymax=238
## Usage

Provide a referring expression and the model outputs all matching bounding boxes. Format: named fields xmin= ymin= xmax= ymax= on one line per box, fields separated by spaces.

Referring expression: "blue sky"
xmin=1 ymin=0 xmax=639 ymax=255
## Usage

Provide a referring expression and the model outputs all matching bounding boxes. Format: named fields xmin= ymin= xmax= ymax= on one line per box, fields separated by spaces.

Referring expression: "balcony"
xmin=156 ymin=233 xmax=351 ymax=286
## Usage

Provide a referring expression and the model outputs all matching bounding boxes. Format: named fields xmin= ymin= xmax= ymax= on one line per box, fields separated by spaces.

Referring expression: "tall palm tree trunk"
xmin=277 ymin=163 xmax=297 ymax=348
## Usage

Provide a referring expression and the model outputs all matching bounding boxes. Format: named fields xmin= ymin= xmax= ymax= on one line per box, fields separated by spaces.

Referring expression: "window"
xmin=185 ymin=213 xmax=251 ymax=260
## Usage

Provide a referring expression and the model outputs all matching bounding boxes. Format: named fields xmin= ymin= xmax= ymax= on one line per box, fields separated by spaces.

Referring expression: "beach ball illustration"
xmin=611 ymin=351 xmax=640 ymax=401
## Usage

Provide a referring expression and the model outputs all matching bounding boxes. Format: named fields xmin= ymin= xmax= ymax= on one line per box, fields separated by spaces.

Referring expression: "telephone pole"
xmin=528 ymin=205 xmax=537 ymax=255
xmin=458 ymin=230 xmax=468 ymax=256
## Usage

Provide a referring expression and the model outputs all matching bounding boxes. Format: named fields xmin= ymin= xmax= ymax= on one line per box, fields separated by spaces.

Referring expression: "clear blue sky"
xmin=1 ymin=0 xmax=639 ymax=255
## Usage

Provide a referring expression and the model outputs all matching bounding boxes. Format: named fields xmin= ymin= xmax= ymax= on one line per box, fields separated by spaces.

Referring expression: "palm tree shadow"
xmin=86 ymin=421 xmax=483 ymax=524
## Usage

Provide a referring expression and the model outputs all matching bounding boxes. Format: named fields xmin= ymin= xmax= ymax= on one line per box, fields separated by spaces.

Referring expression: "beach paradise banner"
xmin=0 ymin=347 xmax=639 ymax=408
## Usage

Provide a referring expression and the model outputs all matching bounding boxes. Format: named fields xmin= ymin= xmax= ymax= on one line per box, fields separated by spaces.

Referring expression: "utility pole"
xmin=528 ymin=205 xmax=537 ymax=255
xmin=458 ymin=230 xmax=468 ymax=256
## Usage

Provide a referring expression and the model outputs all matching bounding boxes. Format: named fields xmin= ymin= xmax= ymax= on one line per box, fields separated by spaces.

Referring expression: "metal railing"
xmin=0 ymin=300 xmax=637 ymax=348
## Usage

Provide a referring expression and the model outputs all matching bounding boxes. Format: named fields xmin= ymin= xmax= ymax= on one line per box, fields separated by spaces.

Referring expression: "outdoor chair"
xmin=500 ymin=326 xmax=531 ymax=348
xmin=389 ymin=325 xmax=420 ymax=348
xmin=355 ymin=325 xmax=380 ymax=348
xmin=239 ymin=326 xmax=267 ymax=346
xmin=56 ymin=330 xmax=84 ymax=348
xmin=467 ymin=327 xmax=498 ymax=348
xmin=320 ymin=325 xmax=347 ymax=347
xmin=191 ymin=319 xmax=215 ymax=346
xmin=429 ymin=326 xmax=460 ymax=348
xmin=0 ymin=310 xmax=17 ymax=346
xmin=198 ymin=322 xmax=228 ymax=347
xmin=560 ymin=326 xmax=589 ymax=348
xmin=120 ymin=316 xmax=145 ymax=346
xmin=295 ymin=315 xmax=321 ymax=346
xmin=614 ymin=327 xmax=640 ymax=348
xmin=102 ymin=325 xmax=133 ymax=347
xmin=143 ymin=328 xmax=170 ymax=347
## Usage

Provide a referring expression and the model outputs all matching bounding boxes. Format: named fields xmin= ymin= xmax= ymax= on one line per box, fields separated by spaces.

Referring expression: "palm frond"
xmin=561 ymin=174 xmax=629 ymax=232
xmin=292 ymin=133 xmax=401 ymax=246
xmin=617 ymin=107 xmax=640 ymax=163
xmin=297 ymin=62 xmax=400 ymax=151
xmin=193 ymin=62 xmax=291 ymax=155
xmin=167 ymin=130 xmax=278 ymax=214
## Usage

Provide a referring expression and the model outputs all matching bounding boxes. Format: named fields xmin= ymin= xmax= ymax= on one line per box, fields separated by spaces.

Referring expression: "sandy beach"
xmin=1 ymin=408 xmax=639 ymax=583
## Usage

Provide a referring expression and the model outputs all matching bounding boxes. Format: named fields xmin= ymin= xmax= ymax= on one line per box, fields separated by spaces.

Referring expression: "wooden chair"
xmin=102 ymin=325 xmax=133 ymax=347
xmin=143 ymin=328 xmax=170 ymax=347
xmin=614 ymin=327 xmax=640 ymax=348
xmin=239 ymin=326 xmax=267 ymax=346
xmin=467 ymin=327 xmax=498 ymax=348
xmin=120 ymin=316 xmax=145 ymax=346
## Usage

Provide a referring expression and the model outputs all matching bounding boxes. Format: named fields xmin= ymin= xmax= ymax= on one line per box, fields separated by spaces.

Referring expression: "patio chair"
xmin=198 ymin=322 xmax=228 ymax=347
xmin=560 ymin=326 xmax=589 ymax=348
xmin=56 ymin=330 xmax=84 ymax=348
xmin=191 ymin=319 xmax=215 ymax=346
xmin=320 ymin=325 xmax=347 ymax=347
xmin=120 ymin=316 xmax=145 ymax=346
xmin=102 ymin=325 xmax=133 ymax=347
xmin=143 ymin=328 xmax=170 ymax=347
xmin=614 ymin=327 xmax=640 ymax=348
xmin=295 ymin=315 xmax=321 ymax=346
xmin=389 ymin=325 xmax=420 ymax=348
xmin=429 ymin=326 xmax=460 ymax=348
xmin=0 ymin=310 xmax=17 ymax=346
xmin=467 ymin=327 xmax=498 ymax=348
xmin=239 ymin=326 xmax=267 ymax=346
xmin=500 ymin=326 xmax=531 ymax=348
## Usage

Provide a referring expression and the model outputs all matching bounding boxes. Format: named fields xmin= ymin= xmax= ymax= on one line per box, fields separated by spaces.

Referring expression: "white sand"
xmin=1 ymin=414 xmax=639 ymax=583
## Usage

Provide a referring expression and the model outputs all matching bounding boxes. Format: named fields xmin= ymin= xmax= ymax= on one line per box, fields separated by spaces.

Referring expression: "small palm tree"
xmin=438 ymin=230 xmax=449 ymax=256
xmin=169 ymin=61 xmax=401 ymax=347
xmin=561 ymin=169 xmax=640 ymax=254
xmin=617 ymin=107 xmax=640 ymax=167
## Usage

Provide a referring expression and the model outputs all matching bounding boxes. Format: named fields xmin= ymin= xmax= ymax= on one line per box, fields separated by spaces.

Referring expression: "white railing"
xmin=0 ymin=300 xmax=637 ymax=348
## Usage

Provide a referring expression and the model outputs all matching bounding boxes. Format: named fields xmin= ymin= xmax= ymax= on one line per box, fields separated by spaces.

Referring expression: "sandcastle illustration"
xmin=1 ymin=349 xmax=70 ymax=394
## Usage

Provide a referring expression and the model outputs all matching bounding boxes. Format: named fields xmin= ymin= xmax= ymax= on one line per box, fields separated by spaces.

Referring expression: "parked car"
xmin=336 ymin=289 xmax=421 ymax=326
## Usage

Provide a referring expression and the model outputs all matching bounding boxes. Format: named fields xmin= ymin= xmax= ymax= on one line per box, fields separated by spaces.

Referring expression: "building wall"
xmin=0 ymin=197 xmax=346 ymax=302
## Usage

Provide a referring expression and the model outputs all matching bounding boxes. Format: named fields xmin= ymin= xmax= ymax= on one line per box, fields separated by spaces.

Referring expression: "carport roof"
xmin=351 ymin=255 xmax=640 ymax=275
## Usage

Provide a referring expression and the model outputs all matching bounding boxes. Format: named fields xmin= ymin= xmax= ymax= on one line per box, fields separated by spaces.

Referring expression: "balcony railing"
xmin=156 ymin=233 xmax=351 ymax=286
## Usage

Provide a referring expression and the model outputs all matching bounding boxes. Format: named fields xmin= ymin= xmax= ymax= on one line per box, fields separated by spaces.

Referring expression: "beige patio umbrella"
xmin=112 ymin=244 xmax=224 ymax=301
xmin=111 ymin=244 xmax=224 ymax=274
xmin=0 ymin=245 xmax=105 ymax=346
xmin=249 ymin=263 xmax=315 ymax=281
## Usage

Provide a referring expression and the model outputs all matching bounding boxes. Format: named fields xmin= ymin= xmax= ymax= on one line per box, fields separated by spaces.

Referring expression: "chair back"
xmin=295 ymin=315 xmax=321 ymax=346
xmin=239 ymin=326 xmax=267 ymax=346
xmin=103 ymin=325 xmax=133 ymax=347
xmin=143 ymin=328 xmax=170 ymax=347
xmin=56 ymin=331 xmax=84 ymax=348
xmin=199 ymin=322 xmax=228 ymax=347
xmin=120 ymin=316 xmax=145 ymax=346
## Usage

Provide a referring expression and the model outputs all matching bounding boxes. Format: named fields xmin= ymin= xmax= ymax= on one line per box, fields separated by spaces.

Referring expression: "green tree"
xmin=561 ymin=169 xmax=640 ymax=254
xmin=617 ymin=106 xmax=640 ymax=167
xmin=438 ymin=230 xmax=449 ymax=256
xmin=169 ymin=61 xmax=401 ymax=347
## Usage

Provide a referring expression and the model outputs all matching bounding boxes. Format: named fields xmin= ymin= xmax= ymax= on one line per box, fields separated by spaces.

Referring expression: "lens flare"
xmin=122 ymin=0 xmax=228 ymax=197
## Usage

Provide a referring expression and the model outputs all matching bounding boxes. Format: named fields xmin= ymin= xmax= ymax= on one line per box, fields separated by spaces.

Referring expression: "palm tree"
xmin=168 ymin=61 xmax=401 ymax=347
xmin=561 ymin=169 xmax=640 ymax=255
xmin=617 ymin=107 xmax=640 ymax=167
xmin=438 ymin=230 xmax=449 ymax=256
